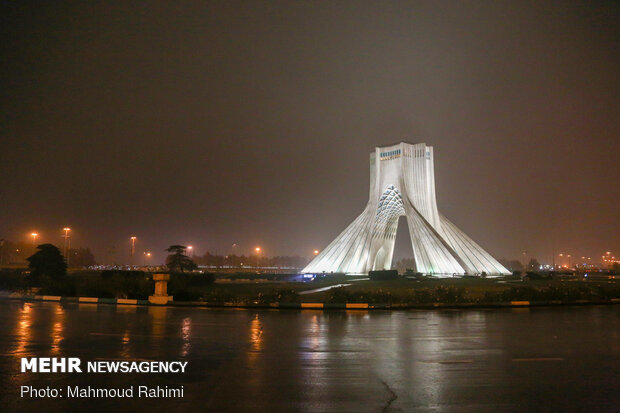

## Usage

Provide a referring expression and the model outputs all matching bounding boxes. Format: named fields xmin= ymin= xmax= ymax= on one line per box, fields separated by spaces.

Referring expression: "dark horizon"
xmin=1 ymin=1 xmax=618 ymax=265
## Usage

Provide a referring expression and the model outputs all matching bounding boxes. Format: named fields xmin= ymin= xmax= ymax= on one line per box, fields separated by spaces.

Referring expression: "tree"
xmin=0 ymin=239 xmax=34 ymax=265
xmin=527 ymin=258 xmax=540 ymax=272
xmin=26 ymin=244 xmax=67 ymax=281
xmin=498 ymin=258 xmax=524 ymax=272
xmin=508 ymin=260 xmax=524 ymax=272
xmin=394 ymin=258 xmax=416 ymax=274
xmin=68 ymin=247 xmax=96 ymax=267
xmin=165 ymin=245 xmax=197 ymax=273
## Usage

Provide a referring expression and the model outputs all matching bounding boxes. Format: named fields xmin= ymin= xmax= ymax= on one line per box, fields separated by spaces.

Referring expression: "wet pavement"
xmin=0 ymin=301 xmax=618 ymax=412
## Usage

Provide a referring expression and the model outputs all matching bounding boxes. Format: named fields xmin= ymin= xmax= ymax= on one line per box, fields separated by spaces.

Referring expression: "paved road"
xmin=0 ymin=301 xmax=617 ymax=412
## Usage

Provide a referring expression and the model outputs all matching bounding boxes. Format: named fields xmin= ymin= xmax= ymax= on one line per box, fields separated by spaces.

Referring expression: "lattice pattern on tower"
xmin=373 ymin=185 xmax=404 ymax=239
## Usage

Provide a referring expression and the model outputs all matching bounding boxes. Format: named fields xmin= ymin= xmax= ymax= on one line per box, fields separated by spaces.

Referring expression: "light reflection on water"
xmin=116 ymin=305 xmax=137 ymax=313
xmin=246 ymin=313 xmax=263 ymax=388
xmin=14 ymin=302 xmax=32 ymax=356
xmin=148 ymin=305 xmax=168 ymax=339
xmin=181 ymin=317 xmax=191 ymax=357
xmin=50 ymin=305 xmax=64 ymax=355
xmin=120 ymin=330 xmax=131 ymax=359
xmin=247 ymin=314 xmax=263 ymax=385
xmin=249 ymin=314 xmax=262 ymax=352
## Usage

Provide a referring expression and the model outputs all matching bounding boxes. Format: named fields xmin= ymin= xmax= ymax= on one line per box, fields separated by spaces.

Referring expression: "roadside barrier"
xmin=1 ymin=293 xmax=618 ymax=310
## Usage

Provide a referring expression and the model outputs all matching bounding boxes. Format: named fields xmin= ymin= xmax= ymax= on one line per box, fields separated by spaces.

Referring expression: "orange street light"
xmin=31 ymin=232 xmax=38 ymax=247
xmin=143 ymin=251 xmax=152 ymax=266
xmin=255 ymin=247 xmax=261 ymax=269
xmin=130 ymin=236 xmax=137 ymax=258
xmin=62 ymin=228 xmax=71 ymax=265
xmin=188 ymin=245 xmax=193 ymax=257
xmin=313 ymin=249 xmax=319 ymax=255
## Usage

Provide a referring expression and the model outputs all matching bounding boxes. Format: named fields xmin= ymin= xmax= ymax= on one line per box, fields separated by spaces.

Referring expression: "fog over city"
xmin=1 ymin=1 xmax=617 ymax=264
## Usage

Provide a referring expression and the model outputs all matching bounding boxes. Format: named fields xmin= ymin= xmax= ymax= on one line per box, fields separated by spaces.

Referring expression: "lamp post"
xmin=187 ymin=245 xmax=193 ymax=258
xmin=31 ymin=232 xmax=38 ymax=247
xmin=143 ymin=251 xmax=151 ymax=266
xmin=63 ymin=228 xmax=71 ymax=266
xmin=255 ymin=247 xmax=261 ymax=269
xmin=231 ymin=243 xmax=238 ymax=267
xmin=130 ymin=236 xmax=137 ymax=265
xmin=314 ymin=249 xmax=319 ymax=256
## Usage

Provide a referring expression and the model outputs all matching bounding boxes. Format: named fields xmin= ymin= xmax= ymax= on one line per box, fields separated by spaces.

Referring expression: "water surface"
xmin=0 ymin=301 xmax=617 ymax=412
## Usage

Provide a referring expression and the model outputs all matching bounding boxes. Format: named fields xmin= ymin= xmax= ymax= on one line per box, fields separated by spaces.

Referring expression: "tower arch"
xmin=303 ymin=142 xmax=510 ymax=276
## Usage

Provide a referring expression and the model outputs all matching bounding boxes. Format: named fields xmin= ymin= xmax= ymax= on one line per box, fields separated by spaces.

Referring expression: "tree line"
xmin=192 ymin=252 xmax=310 ymax=269
xmin=0 ymin=239 xmax=95 ymax=267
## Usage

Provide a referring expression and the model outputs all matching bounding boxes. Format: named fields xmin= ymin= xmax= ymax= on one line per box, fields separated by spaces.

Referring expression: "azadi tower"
xmin=303 ymin=142 xmax=509 ymax=276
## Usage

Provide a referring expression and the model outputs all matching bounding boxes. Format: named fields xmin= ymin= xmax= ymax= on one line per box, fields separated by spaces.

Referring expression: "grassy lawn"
xmin=297 ymin=277 xmax=510 ymax=301
xmin=202 ymin=277 xmax=618 ymax=303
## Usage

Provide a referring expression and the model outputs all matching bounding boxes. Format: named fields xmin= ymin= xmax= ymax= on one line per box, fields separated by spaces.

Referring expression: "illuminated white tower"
xmin=303 ymin=142 xmax=510 ymax=276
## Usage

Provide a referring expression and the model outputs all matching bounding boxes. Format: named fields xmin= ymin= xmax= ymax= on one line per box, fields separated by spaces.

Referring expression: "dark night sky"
xmin=1 ymin=1 xmax=618 ymax=265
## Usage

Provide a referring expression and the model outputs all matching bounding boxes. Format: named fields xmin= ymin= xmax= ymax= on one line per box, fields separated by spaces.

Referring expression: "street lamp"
xmin=188 ymin=245 xmax=193 ymax=257
xmin=130 ymin=237 xmax=137 ymax=266
xmin=143 ymin=251 xmax=151 ymax=266
xmin=63 ymin=228 xmax=71 ymax=266
xmin=314 ymin=249 xmax=319 ymax=256
xmin=255 ymin=247 xmax=261 ymax=269
xmin=31 ymin=232 xmax=38 ymax=247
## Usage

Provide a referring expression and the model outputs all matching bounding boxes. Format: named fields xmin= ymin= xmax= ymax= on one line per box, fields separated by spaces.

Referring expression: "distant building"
xmin=303 ymin=142 xmax=510 ymax=276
